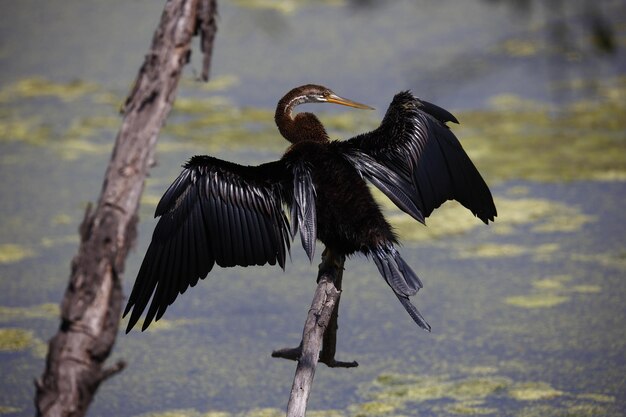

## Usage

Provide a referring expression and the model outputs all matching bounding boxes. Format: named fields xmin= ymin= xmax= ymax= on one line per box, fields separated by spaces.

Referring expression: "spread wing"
xmin=336 ymin=91 xmax=497 ymax=224
xmin=124 ymin=155 xmax=314 ymax=332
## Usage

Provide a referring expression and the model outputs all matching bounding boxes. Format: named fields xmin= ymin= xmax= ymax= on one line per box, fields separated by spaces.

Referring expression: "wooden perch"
xmin=34 ymin=1 xmax=217 ymax=416
xmin=272 ymin=250 xmax=358 ymax=417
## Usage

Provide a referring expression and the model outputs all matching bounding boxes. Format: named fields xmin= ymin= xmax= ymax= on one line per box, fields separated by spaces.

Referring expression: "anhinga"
xmin=123 ymin=85 xmax=497 ymax=333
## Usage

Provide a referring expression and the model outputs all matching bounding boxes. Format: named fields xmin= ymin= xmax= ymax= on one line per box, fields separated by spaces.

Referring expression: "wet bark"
xmin=34 ymin=1 xmax=217 ymax=416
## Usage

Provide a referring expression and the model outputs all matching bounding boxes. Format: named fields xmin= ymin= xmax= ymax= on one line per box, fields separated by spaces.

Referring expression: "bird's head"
xmin=276 ymin=84 xmax=373 ymax=144
xmin=284 ymin=84 xmax=374 ymax=110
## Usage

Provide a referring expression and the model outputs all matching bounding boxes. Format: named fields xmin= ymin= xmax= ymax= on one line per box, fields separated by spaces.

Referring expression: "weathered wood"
xmin=277 ymin=251 xmax=357 ymax=417
xmin=272 ymin=252 xmax=357 ymax=370
xmin=286 ymin=270 xmax=340 ymax=416
xmin=34 ymin=1 xmax=217 ymax=416
xmin=197 ymin=0 xmax=218 ymax=81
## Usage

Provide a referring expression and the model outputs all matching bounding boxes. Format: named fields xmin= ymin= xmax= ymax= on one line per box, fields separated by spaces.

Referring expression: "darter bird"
xmin=123 ymin=84 xmax=497 ymax=333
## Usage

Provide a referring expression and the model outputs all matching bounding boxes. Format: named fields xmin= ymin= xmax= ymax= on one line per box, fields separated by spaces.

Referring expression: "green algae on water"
xmin=0 ymin=303 xmax=58 ymax=322
xmin=230 ymin=0 xmax=344 ymax=14
xmin=0 ymin=77 xmax=101 ymax=103
xmin=370 ymin=374 xmax=512 ymax=404
xmin=360 ymin=372 xmax=622 ymax=416
xmin=0 ymin=116 xmax=51 ymax=145
xmin=241 ymin=408 xmax=283 ymax=417
xmin=571 ymin=252 xmax=626 ymax=270
xmin=577 ymin=393 xmax=615 ymax=403
xmin=180 ymin=74 xmax=240 ymax=93
xmin=505 ymin=274 xmax=602 ymax=309
xmin=307 ymin=409 xmax=345 ymax=417
xmin=383 ymin=194 xmax=595 ymax=244
xmin=505 ymin=294 xmax=570 ymax=308
xmin=40 ymin=234 xmax=79 ymax=248
xmin=0 ymin=405 xmax=22 ymax=415
xmin=0 ymin=244 xmax=35 ymax=264
xmin=133 ymin=410 xmax=231 ymax=417
xmin=442 ymin=400 xmax=497 ymax=415
xmin=348 ymin=401 xmax=398 ymax=416
xmin=508 ymin=382 xmax=563 ymax=401
xmin=124 ymin=317 xmax=206 ymax=333
xmin=456 ymin=243 xmax=559 ymax=260
xmin=455 ymin=77 xmax=626 ymax=183
xmin=0 ymin=328 xmax=36 ymax=352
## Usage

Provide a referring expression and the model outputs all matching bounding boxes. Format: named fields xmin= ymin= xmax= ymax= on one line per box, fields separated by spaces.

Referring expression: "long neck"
xmin=275 ymin=94 xmax=329 ymax=144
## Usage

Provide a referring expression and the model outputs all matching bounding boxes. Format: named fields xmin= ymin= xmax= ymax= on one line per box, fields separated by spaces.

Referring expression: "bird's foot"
xmin=319 ymin=350 xmax=359 ymax=368
xmin=271 ymin=345 xmax=301 ymax=361
xmin=318 ymin=248 xmax=345 ymax=283
xmin=272 ymin=345 xmax=358 ymax=368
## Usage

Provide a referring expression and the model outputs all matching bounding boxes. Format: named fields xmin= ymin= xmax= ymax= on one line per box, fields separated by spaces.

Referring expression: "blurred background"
xmin=1 ymin=0 xmax=625 ymax=416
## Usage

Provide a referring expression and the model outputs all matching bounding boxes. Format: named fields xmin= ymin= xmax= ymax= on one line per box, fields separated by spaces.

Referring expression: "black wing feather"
xmin=290 ymin=161 xmax=317 ymax=262
xmin=124 ymin=156 xmax=294 ymax=332
xmin=338 ymin=91 xmax=496 ymax=224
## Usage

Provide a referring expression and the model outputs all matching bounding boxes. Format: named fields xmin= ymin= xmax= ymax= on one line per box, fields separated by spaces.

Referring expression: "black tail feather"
xmin=370 ymin=244 xmax=430 ymax=331
xmin=396 ymin=294 xmax=431 ymax=332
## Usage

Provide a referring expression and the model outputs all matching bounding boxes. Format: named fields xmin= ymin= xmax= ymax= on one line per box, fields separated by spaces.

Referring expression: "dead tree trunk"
xmin=34 ymin=1 xmax=217 ymax=416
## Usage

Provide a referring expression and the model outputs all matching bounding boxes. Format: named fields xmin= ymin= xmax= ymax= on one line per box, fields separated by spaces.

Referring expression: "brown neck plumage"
xmin=274 ymin=89 xmax=329 ymax=144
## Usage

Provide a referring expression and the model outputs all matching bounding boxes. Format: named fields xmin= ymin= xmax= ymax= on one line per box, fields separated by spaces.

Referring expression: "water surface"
xmin=0 ymin=1 xmax=625 ymax=416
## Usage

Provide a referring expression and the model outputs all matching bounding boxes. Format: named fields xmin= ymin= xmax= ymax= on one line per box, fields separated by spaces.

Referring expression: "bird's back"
xmin=284 ymin=141 xmax=396 ymax=255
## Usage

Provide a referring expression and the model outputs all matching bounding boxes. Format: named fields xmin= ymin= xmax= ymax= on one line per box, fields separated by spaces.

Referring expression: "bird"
xmin=123 ymin=84 xmax=497 ymax=333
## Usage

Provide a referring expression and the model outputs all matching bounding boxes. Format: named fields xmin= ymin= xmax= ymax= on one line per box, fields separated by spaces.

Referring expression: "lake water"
xmin=1 ymin=1 xmax=625 ymax=416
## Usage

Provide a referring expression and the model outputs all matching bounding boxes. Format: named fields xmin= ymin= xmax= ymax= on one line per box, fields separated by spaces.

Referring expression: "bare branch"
xmin=276 ymin=250 xmax=357 ymax=417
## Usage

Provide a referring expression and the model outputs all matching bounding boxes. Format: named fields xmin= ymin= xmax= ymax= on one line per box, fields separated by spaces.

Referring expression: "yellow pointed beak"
xmin=326 ymin=93 xmax=375 ymax=110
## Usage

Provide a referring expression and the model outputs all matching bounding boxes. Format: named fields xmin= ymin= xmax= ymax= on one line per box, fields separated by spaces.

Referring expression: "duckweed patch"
xmin=348 ymin=401 xmax=398 ymax=416
xmin=134 ymin=410 xmax=224 ymax=417
xmin=0 ymin=406 xmax=22 ymax=414
xmin=442 ymin=400 xmax=497 ymax=415
xmin=0 ymin=303 xmax=58 ymax=322
xmin=577 ymin=393 xmax=615 ymax=403
xmin=458 ymin=243 xmax=529 ymax=258
xmin=230 ymin=0 xmax=344 ymax=14
xmin=571 ymin=252 xmax=626 ymax=270
xmin=180 ymin=74 xmax=240 ymax=92
xmin=570 ymin=285 xmax=601 ymax=294
xmin=0 ymin=327 xmax=47 ymax=358
xmin=57 ymin=139 xmax=114 ymax=161
xmin=505 ymin=274 xmax=601 ymax=309
xmin=508 ymin=382 xmax=563 ymax=401
xmin=0 ymin=78 xmax=101 ymax=103
xmin=369 ymin=374 xmax=512 ymax=405
xmin=498 ymin=38 xmax=540 ymax=57
xmin=360 ymin=372 xmax=620 ymax=416
xmin=0 ymin=244 xmax=35 ymax=264
xmin=516 ymin=402 xmax=609 ymax=417
xmin=384 ymin=194 xmax=594 ymax=243
xmin=242 ymin=408 xmax=283 ymax=417
xmin=307 ymin=410 xmax=345 ymax=417
xmin=531 ymin=278 xmax=566 ymax=290
xmin=0 ymin=328 xmax=36 ymax=352
xmin=504 ymin=294 xmax=570 ymax=308
xmin=0 ymin=116 xmax=51 ymax=145
xmin=126 ymin=317 xmax=206 ymax=333
xmin=456 ymin=242 xmax=559 ymax=260
xmin=141 ymin=194 xmax=163 ymax=208
xmin=456 ymin=78 xmax=626 ymax=182
xmin=51 ymin=213 xmax=73 ymax=226
xmin=40 ymin=235 xmax=79 ymax=248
